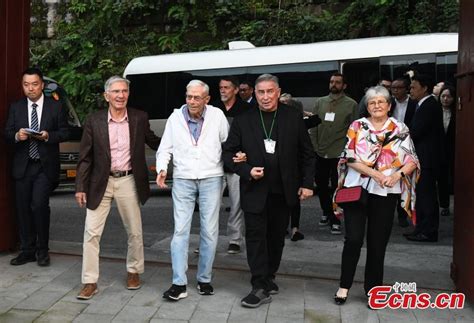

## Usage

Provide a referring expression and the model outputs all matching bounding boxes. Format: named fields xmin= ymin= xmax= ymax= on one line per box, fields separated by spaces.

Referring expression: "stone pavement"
xmin=1 ymin=250 xmax=473 ymax=323
xmin=49 ymin=232 xmax=456 ymax=291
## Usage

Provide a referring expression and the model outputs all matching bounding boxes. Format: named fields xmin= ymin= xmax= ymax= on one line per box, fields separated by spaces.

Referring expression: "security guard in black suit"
xmin=5 ymin=68 xmax=70 ymax=266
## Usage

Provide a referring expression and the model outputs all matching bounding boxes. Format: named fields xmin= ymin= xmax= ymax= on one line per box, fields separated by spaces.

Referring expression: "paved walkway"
xmin=1 ymin=250 xmax=473 ymax=322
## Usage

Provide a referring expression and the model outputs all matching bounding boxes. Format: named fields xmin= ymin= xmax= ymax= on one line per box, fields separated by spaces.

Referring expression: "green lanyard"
xmin=259 ymin=109 xmax=277 ymax=139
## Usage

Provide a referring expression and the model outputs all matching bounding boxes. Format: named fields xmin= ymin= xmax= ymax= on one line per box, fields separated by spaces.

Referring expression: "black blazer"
xmin=4 ymin=96 xmax=70 ymax=185
xmin=442 ymin=107 xmax=456 ymax=167
xmin=222 ymin=104 xmax=315 ymax=213
xmin=392 ymin=97 xmax=416 ymax=126
xmin=410 ymin=96 xmax=444 ymax=172
xmin=247 ymin=97 xmax=258 ymax=109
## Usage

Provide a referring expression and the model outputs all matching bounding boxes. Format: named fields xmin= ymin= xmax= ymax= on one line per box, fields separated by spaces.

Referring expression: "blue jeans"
xmin=171 ymin=176 xmax=223 ymax=285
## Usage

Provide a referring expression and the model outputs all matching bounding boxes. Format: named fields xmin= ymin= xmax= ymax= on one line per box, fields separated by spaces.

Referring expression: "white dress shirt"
xmin=28 ymin=94 xmax=45 ymax=127
xmin=393 ymin=96 xmax=409 ymax=122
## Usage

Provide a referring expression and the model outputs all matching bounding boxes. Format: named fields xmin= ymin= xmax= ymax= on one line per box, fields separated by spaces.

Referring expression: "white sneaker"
xmin=331 ymin=224 xmax=342 ymax=235
xmin=319 ymin=215 xmax=329 ymax=226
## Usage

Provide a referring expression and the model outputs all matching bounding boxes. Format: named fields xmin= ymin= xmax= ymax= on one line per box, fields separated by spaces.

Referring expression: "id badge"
xmin=264 ymin=139 xmax=276 ymax=154
xmin=324 ymin=112 xmax=335 ymax=122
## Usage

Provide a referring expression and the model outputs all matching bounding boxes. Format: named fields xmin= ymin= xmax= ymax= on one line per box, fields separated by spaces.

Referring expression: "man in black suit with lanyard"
xmin=406 ymin=74 xmax=444 ymax=242
xmin=5 ymin=68 xmax=70 ymax=266
xmin=223 ymin=74 xmax=315 ymax=308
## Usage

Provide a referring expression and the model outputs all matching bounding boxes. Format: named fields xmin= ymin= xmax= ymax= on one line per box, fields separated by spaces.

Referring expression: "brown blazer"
xmin=75 ymin=108 xmax=160 ymax=210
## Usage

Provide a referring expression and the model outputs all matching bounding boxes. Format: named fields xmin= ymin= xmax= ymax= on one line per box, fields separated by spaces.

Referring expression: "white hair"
xmin=104 ymin=75 xmax=130 ymax=92
xmin=365 ymin=85 xmax=391 ymax=104
xmin=186 ymin=79 xmax=209 ymax=95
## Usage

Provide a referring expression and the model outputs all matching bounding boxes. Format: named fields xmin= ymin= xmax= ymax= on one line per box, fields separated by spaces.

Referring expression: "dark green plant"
xmin=30 ymin=0 xmax=458 ymax=120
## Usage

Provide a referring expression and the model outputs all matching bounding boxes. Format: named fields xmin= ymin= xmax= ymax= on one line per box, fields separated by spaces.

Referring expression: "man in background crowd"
xmin=390 ymin=77 xmax=417 ymax=227
xmin=239 ymin=80 xmax=257 ymax=108
xmin=310 ymin=73 xmax=358 ymax=235
xmin=406 ymin=74 xmax=444 ymax=242
xmin=215 ymin=76 xmax=251 ymax=254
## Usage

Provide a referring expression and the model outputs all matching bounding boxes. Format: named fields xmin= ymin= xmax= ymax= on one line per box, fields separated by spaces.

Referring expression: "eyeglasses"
xmin=185 ymin=95 xmax=207 ymax=102
xmin=107 ymin=89 xmax=129 ymax=95
xmin=367 ymin=100 xmax=389 ymax=107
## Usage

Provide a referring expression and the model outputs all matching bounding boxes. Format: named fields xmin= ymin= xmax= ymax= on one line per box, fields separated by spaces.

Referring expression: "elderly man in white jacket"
xmin=156 ymin=79 xmax=229 ymax=301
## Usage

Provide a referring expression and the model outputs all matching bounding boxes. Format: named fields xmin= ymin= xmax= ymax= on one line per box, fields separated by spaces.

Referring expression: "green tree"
xmin=30 ymin=0 xmax=458 ymax=119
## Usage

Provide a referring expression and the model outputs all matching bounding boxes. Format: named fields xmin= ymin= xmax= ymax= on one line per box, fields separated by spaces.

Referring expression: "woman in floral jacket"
xmin=333 ymin=86 xmax=419 ymax=306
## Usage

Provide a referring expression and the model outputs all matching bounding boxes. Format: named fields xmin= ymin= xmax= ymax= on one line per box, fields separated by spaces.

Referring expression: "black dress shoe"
xmin=10 ymin=253 xmax=36 ymax=266
xmin=291 ymin=231 xmax=305 ymax=241
xmin=398 ymin=217 xmax=409 ymax=228
xmin=334 ymin=292 xmax=348 ymax=305
xmin=403 ymin=230 xmax=417 ymax=237
xmin=37 ymin=252 xmax=51 ymax=267
xmin=440 ymin=208 xmax=450 ymax=216
xmin=405 ymin=233 xmax=438 ymax=242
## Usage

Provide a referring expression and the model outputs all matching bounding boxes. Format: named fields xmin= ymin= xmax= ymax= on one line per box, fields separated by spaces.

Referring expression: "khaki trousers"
xmin=81 ymin=175 xmax=144 ymax=284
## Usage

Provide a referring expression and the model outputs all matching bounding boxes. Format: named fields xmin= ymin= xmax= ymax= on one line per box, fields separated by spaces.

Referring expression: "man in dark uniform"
xmin=5 ymin=67 xmax=70 ymax=266
xmin=406 ymin=74 xmax=444 ymax=242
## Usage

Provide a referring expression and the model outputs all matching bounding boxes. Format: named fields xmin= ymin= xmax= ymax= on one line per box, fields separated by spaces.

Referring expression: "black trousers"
xmin=289 ymin=201 xmax=301 ymax=228
xmin=14 ymin=160 xmax=53 ymax=255
xmin=396 ymin=198 xmax=408 ymax=222
xmin=339 ymin=193 xmax=398 ymax=293
xmin=415 ymin=168 xmax=439 ymax=236
xmin=437 ymin=163 xmax=453 ymax=209
xmin=314 ymin=155 xmax=340 ymax=225
xmin=244 ymin=193 xmax=290 ymax=289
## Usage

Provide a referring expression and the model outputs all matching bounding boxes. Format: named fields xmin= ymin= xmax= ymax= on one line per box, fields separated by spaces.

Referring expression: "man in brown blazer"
xmin=74 ymin=75 xmax=160 ymax=300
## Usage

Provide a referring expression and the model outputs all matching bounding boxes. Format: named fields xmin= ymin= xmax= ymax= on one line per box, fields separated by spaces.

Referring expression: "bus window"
xmin=436 ymin=54 xmax=457 ymax=85
xmin=127 ymin=61 xmax=338 ymax=118
xmin=380 ymin=54 xmax=436 ymax=81
xmin=341 ymin=59 xmax=380 ymax=102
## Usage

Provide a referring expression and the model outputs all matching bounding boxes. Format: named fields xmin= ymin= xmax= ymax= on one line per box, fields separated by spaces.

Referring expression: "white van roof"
xmin=123 ymin=33 xmax=458 ymax=76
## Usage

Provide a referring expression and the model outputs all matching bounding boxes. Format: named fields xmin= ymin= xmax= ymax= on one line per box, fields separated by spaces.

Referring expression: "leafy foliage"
xmin=30 ymin=0 xmax=459 ymax=120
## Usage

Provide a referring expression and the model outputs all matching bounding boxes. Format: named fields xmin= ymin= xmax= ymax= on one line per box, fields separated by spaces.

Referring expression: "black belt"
xmin=110 ymin=170 xmax=133 ymax=178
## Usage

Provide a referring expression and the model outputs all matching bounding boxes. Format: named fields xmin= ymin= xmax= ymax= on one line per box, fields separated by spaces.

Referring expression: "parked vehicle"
xmin=123 ymin=33 xmax=458 ymax=183
xmin=43 ymin=77 xmax=82 ymax=187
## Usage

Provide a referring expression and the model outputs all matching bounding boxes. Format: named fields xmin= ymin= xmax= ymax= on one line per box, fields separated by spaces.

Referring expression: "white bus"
xmin=123 ymin=33 xmax=458 ymax=179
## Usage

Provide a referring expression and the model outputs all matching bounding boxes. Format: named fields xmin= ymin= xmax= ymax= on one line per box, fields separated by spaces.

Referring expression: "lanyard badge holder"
xmin=260 ymin=109 xmax=277 ymax=154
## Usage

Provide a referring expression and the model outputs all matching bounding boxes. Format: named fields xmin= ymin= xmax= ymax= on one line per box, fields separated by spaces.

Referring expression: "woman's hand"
xmin=382 ymin=172 xmax=402 ymax=188
xmin=371 ymin=170 xmax=387 ymax=188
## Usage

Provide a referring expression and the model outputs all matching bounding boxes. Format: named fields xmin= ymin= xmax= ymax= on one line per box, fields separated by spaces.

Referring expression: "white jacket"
xmin=156 ymin=105 xmax=229 ymax=179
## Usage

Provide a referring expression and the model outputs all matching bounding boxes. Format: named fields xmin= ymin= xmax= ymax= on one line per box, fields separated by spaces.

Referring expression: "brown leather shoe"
xmin=127 ymin=272 xmax=141 ymax=290
xmin=77 ymin=283 xmax=98 ymax=300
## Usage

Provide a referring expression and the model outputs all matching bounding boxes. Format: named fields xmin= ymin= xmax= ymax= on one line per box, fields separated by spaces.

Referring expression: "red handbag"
xmin=334 ymin=185 xmax=368 ymax=206
xmin=335 ymin=134 xmax=391 ymax=207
